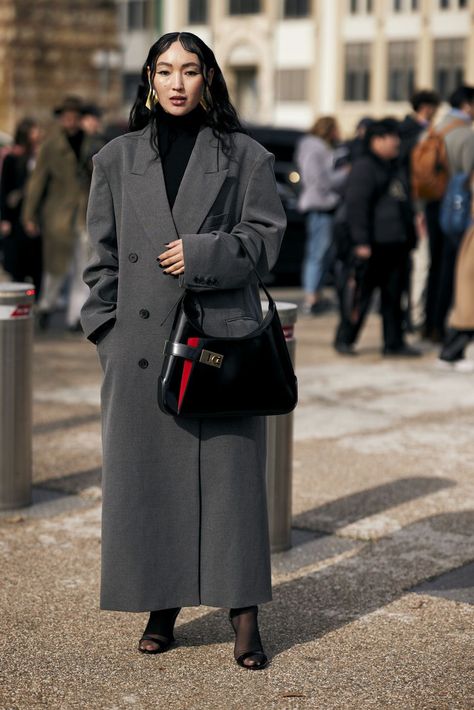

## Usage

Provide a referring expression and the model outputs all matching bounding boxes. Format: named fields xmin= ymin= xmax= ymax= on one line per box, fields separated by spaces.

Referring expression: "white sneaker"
xmin=454 ymin=359 xmax=474 ymax=373
xmin=436 ymin=358 xmax=474 ymax=373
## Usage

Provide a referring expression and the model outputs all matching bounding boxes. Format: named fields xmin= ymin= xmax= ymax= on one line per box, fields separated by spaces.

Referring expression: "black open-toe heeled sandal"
xmin=138 ymin=633 xmax=175 ymax=655
xmin=138 ymin=607 xmax=181 ymax=655
xmin=229 ymin=606 xmax=269 ymax=670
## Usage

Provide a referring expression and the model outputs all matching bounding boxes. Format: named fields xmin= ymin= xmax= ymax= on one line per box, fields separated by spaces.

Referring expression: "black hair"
xmin=129 ymin=32 xmax=245 ymax=157
xmin=14 ymin=117 xmax=38 ymax=154
xmin=410 ymin=89 xmax=440 ymax=112
xmin=364 ymin=117 xmax=400 ymax=149
xmin=449 ymin=84 xmax=474 ymax=109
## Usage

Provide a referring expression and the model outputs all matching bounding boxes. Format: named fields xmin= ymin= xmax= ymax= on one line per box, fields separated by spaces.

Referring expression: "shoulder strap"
xmin=437 ymin=118 xmax=468 ymax=138
xmin=235 ymin=236 xmax=275 ymax=305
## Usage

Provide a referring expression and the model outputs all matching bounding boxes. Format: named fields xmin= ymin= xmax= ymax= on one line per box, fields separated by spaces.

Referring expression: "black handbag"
xmin=158 ymin=257 xmax=298 ymax=418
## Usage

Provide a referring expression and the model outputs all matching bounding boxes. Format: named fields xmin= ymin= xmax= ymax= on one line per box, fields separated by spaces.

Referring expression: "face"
xmin=60 ymin=110 xmax=81 ymax=134
xmin=148 ymin=41 xmax=213 ymax=116
xmin=82 ymin=114 xmax=101 ymax=135
xmin=28 ymin=125 xmax=42 ymax=147
xmin=460 ymin=101 xmax=474 ymax=121
xmin=372 ymin=133 xmax=400 ymax=160
xmin=423 ymin=104 xmax=438 ymax=123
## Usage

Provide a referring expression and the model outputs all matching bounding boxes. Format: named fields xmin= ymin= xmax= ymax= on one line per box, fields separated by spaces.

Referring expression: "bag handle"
xmin=234 ymin=236 xmax=275 ymax=306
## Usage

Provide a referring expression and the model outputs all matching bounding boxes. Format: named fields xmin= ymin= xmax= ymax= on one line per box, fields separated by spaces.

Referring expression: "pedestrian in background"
xmin=398 ymin=89 xmax=441 ymax=332
xmin=423 ymin=85 xmax=474 ymax=342
xmin=22 ymin=96 xmax=99 ymax=330
xmin=81 ymin=31 xmax=286 ymax=668
xmin=0 ymin=117 xmax=43 ymax=296
xmin=334 ymin=119 xmax=420 ymax=357
xmin=295 ymin=116 xmax=348 ymax=315
xmin=64 ymin=103 xmax=108 ymax=332
xmin=438 ymin=214 xmax=474 ymax=371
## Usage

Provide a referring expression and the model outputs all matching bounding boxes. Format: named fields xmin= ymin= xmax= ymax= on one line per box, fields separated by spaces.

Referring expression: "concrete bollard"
xmin=265 ymin=301 xmax=298 ymax=553
xmin=0 ymin=282 xmax=36 ymax=510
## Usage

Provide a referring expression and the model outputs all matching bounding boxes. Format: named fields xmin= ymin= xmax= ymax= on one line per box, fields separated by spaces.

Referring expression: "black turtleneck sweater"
xmin=157 ymin=105 xmax=205 ymax=209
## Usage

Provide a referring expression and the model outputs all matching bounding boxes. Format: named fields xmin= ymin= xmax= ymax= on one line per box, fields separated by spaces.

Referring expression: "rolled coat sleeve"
xmin=81 ymin=157 xmax=118 ymax=343
xmin=180 ymin=152 xmax=287 ymax=290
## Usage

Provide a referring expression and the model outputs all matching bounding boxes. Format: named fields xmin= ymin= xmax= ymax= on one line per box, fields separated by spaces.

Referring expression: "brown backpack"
xmin=411 ymin=119 xmax=466 ymax=201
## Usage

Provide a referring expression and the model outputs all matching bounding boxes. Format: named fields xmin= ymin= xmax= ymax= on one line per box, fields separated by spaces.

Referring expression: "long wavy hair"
xmin=129 ymin=32 xmax=245 ymax=157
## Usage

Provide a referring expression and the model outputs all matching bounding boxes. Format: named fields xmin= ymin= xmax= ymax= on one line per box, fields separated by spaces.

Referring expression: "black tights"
xmin=229 ymin=606 xmax=264 ymax=666
xmin=141 ymin=605 xmax=264 ymax=665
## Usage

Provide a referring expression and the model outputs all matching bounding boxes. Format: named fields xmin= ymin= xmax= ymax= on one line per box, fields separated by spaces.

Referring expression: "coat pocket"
xmin=199 ymin=212 xmax=230 ymax=232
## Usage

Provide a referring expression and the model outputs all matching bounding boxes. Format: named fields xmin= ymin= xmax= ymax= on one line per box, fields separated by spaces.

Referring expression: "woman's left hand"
xmin=157 ymin=239 xmax=185 ymax=275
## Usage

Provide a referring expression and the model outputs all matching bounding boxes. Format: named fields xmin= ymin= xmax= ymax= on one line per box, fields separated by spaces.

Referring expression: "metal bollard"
xmin=265 ymin=301 xmax=298 ymax=553
xmin=0 ymin=282 xmax=36 ymax=510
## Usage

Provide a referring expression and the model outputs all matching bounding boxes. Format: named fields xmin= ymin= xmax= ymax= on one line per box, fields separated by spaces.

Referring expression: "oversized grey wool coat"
xmin=81 ymin=123 xmax=287 ymax=612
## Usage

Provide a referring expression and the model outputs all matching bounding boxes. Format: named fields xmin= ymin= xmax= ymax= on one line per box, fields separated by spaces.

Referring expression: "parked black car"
xmin=247 ymin=125 xmax=305 ymax=285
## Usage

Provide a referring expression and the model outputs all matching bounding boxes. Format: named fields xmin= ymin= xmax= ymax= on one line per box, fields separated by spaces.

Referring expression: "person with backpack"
xmin=334 ymin=119 xmax=420 ymax=357
xmin=437 ymin=213 xmax=474 ymax=372
xmin=435 ymin=86 xmax=474 ymax=371
xmin=414 ymin=85 xmax=474 ymax=342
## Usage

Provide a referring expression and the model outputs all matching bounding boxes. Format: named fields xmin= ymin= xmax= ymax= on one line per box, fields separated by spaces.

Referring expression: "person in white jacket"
xmin=295 ymin=116 xmax=348 ymax=314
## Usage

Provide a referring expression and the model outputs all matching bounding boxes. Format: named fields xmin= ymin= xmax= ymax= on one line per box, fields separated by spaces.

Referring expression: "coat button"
xmin=139 ymin=309 xmax=150 ymax=319
xmin=128 ymin=252 xmax=138 ymax=263
xmin=138 ymin=358 xmax=149 ymax=369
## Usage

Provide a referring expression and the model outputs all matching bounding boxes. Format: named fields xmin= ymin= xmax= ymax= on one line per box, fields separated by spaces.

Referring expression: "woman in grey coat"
xmin=81 ymin=32 xmax=286 ymax=669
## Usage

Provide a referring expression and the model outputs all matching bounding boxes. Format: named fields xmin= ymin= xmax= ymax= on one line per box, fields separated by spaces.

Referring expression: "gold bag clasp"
xmin=200 ymin=349 xmax=224 ymax=368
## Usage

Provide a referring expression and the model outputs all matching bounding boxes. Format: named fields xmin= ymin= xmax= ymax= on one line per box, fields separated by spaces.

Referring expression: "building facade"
xmin=0 ymin=0 xmax=122 ymax=136
xmin=153 ymin=0 xmax=474 ymax=133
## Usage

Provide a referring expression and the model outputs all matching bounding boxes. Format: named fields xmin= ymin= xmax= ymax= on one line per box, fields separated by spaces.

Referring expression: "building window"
xmin=393 ymin=0 xmax=402 ymax=10
xmin=344 ymin=44 xmax=371 ymax=101
xmin=229 ymin=0 xmax=261 ymax=13
xmin=275 ymin=69 xmax=309 ymax=101
xmin=434 ymin=39 xmax=465 ymax=99
xmin=411 ymin=0 xmax=418 ymax=9
xmin=387 ymin=41 xmax=416 ymax=101
xmin=127 ymin=0 xmax=150 ymax=30
xmin=188 ymin=0 xmax=207 ymax=23
xmin=349 ymin=0 xmax=373 ymax=13
xmin=283 ymin=0 xmax=310 ymax=17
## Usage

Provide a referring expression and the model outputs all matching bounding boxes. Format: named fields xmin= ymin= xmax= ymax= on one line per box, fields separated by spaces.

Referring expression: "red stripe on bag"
xmin=178 ymin=337 xmax=200 ymax=412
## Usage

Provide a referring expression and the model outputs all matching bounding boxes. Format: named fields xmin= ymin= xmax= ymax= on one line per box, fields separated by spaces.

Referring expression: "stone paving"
xmin=1 ymin=290 xmax=473 ymax=710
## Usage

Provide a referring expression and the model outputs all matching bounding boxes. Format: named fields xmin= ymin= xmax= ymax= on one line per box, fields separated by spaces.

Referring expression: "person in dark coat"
xmin=0 ymin=118 xmax=43 ymax=296
xmin=334 ymin=119 xmax=420 ymax=357
xmin=81 ymin=32 xmax=286 ymax=669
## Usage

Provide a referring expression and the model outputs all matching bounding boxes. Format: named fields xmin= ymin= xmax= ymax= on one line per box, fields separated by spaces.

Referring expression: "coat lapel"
xmin=171 ymin=126 xmax=229 ymax=235
xmin=129 ymin=127 xmax=179 ymax=247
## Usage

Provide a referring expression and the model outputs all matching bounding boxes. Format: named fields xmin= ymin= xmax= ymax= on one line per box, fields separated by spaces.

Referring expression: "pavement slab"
xmin=1 ymin=289 xmax=474 ymax=709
